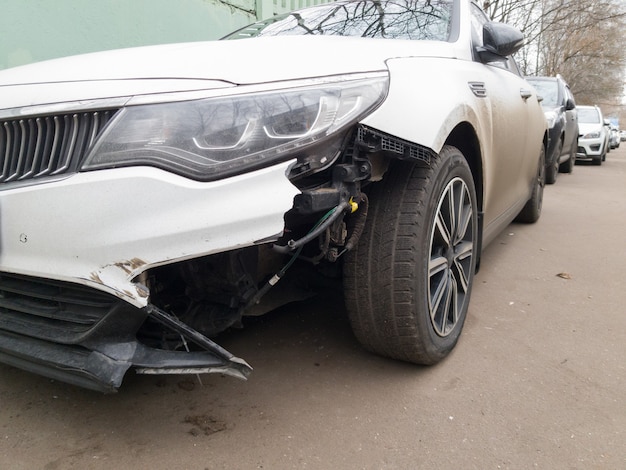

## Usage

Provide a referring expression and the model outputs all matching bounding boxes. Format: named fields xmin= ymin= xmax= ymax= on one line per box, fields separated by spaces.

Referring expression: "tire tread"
xmin=344 ymin=147 xmax=476 ymax=365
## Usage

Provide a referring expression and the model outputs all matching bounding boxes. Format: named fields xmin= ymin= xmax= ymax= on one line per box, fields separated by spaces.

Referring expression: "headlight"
xmin=583 ymin=131 xmax=600 ymax=139
xmin=544 ymin=111 xmax=557 ymax=128
xmin=82 ymin=74 xmax=388 ymax=181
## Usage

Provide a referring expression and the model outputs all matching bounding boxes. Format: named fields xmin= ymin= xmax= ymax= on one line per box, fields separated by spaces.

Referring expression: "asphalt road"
xmin=1 ymin=146 xmax=625 ymax=470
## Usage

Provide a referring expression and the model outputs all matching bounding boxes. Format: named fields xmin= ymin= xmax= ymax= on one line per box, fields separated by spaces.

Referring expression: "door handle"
xmin=520 ymin=89 xmax=532 ymax=101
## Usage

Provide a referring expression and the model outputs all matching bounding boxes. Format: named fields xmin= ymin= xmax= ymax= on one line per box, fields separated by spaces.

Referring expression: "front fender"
xmin=361 ymin=57 xmax=492 ymax=156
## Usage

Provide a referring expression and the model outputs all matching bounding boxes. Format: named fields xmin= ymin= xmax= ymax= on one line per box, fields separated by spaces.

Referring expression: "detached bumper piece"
xmin=0 ymin=273 xmax=251 ymax=393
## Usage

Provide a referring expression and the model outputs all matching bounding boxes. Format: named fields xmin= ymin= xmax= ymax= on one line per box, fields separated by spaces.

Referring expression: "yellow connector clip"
xmin=349 ymin=197 xmax=359 ymax=213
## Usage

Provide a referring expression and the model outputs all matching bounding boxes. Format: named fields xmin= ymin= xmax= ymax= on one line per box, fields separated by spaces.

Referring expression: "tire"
xmin=559 ymin=143 xmax=575 ymax=174
xmin=545 ymin=140 xmax=560 ymax=184
xmin=343 ymin=145 xmax=478 ymax=365
xmin=594 ymin=155 xmax=603 ymax=166
xmin=515 ymin=145 xmax=545 ymax=223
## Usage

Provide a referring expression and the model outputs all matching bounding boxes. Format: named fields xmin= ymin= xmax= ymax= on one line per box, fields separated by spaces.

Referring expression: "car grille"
xmin=0 ymin=273 xmax=134 ymax=344
xmin=0 ymin=109 xmax=118 ymax=184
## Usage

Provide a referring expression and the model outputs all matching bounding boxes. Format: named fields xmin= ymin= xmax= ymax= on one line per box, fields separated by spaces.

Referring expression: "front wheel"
xmin=343 ymin=146 xmax=478 ymax=365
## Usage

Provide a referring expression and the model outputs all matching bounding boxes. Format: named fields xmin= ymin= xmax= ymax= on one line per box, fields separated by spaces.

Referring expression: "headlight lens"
xmin=82 ymin=75 xmax=388 ymax=181
xmin=583 ymin=131 xmax=600 ymax=139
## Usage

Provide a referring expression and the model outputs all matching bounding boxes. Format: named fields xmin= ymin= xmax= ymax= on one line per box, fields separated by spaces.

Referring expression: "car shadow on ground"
xmin=0 ymin=290 xmax=428 ymax=406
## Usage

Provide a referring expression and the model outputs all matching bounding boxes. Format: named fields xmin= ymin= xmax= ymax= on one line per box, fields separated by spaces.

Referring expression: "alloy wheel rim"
xmin=428 ymin=177 xmax=474 ymax=337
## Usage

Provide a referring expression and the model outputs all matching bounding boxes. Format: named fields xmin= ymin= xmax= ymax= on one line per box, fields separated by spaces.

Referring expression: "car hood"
xmin=578 ymin=122 xmax=602 ymax=134
xmin=0 ymin=36 xmax=454 ymax=111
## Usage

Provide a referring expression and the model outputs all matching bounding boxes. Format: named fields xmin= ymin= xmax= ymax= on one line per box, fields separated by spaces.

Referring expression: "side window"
xmin=470 ymin=3 xmax=487 ymax=49
xmin=505 ymin=56 xmax=522 ymax=76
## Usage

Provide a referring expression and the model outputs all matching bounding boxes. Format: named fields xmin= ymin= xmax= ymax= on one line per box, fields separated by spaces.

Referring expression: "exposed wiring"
xmin=247 ymin=203 xmax=348 ymax=307
xmin=273 ymin=201 xmax=350 ymax=254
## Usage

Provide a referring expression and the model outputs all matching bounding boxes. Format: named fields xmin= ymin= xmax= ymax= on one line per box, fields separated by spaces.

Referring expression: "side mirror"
xmin=565 ymin=98 xmax=576 ymax=111
xmin=477 ymin=22 xmax=525 ymax=63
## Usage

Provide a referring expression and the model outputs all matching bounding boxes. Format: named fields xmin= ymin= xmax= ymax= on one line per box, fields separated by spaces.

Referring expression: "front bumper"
xmin=0 ymin=161 xmax=299 ymax=391
xmin=0 ymin=161 xmax=298 ymax=305
xmin=577 ymin=138 xmax=604 ymax=159
xmin=0 ymin=273 xmax=251 ymax=392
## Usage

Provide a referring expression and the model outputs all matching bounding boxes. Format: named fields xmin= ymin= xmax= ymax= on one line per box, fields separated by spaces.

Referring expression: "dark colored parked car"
xmin=526 ymin=75 xmax=578 ymax=184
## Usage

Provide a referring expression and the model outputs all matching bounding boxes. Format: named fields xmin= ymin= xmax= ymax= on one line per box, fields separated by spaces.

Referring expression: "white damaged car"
xmin=0 ymin=0 xmax=547 ymax=392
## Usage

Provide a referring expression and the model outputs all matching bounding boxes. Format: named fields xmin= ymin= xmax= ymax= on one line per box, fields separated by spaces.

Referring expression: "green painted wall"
xmin=0 ymin=0 xmax=257 ymax=70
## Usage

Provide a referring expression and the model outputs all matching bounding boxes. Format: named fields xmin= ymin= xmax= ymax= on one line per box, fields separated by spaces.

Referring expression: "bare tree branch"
xmin=484 ymin=0 xmax=625 ymax=113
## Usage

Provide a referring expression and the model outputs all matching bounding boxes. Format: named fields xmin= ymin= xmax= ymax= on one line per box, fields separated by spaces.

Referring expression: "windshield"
xmin=578 ymin=107 xmax=600 ymax=124
xmin=224 ymin=0 xmax=454 ymax=41
xmin=528 ymin=79 xmax=559 ymax=107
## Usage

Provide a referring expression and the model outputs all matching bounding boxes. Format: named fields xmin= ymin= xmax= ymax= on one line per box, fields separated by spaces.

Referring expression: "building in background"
xmin=0 ymin=0 xmax=332 ymax=70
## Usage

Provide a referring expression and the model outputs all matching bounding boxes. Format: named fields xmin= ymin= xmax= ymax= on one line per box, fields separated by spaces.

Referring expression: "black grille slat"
xmin=0 ymin=275 xmax=114 ymax=308
xmin=21 ymin=118 xmax=41 ymax=180
xmin=35 ymin=117 xmax=55 ymax=177
xmin=0 ymin=298 xmax=98 ymax=325
xmin=0 ymin=273 xmax=118 ymax=328
xmin=0 ymin=109 xmax=118 ymax=184
xmin=54 ymin=114 xmax=77 ymax=175
xmin=39 ymin=116 xmax=63 ymax=177
xmin=0 ymin=272 xmax=155 ymax=365
xmin=1 ymin=121 xmax=19 ymax=181
xmin=0 ymin=310 xmax=95 ymax=341
xmin=21 ymin=119 xmax=37 ymax=180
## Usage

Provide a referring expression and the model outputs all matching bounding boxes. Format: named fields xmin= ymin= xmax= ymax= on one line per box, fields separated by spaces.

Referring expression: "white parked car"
xmin=576 ymin=105 xmax=609 ymax=164
xmin=609 ymin=126 xmax=620 ymax=149
xmin=0 ymin=0 xmax=547 ymax=392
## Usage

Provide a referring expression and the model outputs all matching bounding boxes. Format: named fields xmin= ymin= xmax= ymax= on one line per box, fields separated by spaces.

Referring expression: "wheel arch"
xmin=443 ymin=122 xmax=484 ymax=270
xmin=559 ymin=131 xmax=566 ymax=155
xmin=443 ymin=122 xmax=484 ymax=213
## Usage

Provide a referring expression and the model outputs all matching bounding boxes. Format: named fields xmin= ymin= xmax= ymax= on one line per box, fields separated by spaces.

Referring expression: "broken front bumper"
xmin=0 ymin=272 xmax=251 ymax=393
xmin=0 ymin=161 xmax=299 ymax=391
